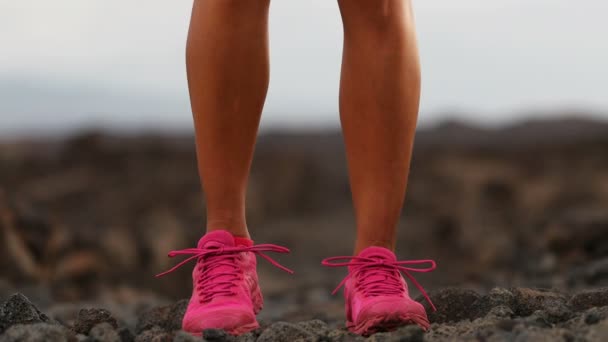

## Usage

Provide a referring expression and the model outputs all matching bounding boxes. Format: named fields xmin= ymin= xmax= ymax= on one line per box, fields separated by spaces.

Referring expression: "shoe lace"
xmin=156 ymin=244 xmax=293 ymax=303
xmin=322 ymin=256 xmax=437 ymax=311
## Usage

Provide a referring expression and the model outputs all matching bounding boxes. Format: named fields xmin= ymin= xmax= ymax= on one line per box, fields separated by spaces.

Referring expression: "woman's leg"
xmin=323 ymin=2 xmax=432 ymax=334
xmin=188 ymin=0 xmax=271 ymax=238
xmin=337 ymin=0 xmax=421 ymax=254
xmin=162 ymin=1 xmax=283 ymax=335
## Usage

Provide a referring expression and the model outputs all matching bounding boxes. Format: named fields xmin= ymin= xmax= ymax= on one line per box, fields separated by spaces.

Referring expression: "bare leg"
xmin=337 ymin=0 xmax=421 ymax=253
xmin=187 ymin=0 xmax=271 ymax=238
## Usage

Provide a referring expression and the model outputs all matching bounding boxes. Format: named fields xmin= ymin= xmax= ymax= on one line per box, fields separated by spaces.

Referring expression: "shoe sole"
xmin=348 ymin=312 xmax=430 ymax=336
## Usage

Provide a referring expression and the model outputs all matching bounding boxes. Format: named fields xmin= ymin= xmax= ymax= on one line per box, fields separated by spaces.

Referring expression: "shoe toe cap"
xmin=182 ymin=305 xmax=257 ymax=335
xmin=358 ymin=296 xmax=428 ymax=321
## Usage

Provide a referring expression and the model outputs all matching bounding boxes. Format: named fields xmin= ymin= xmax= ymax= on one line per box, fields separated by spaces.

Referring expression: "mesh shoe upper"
xmin=322 ymin=246 xmax=436 ymax=335
xmin=157 ymin=230 xmax=292 ymax=335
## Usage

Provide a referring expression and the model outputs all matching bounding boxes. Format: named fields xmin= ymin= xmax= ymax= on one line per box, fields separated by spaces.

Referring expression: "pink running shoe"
xmin=156 ymin=230 xmax=293 ymax=336
xmin=322 ymin=246 xmax=436 ymax=335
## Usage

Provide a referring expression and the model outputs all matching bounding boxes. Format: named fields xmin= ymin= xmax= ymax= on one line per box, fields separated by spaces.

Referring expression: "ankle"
xmin=354 ymin=239 xmax=395 ymax=255
xmin=206 ymin=218 xmax=250 ymax=239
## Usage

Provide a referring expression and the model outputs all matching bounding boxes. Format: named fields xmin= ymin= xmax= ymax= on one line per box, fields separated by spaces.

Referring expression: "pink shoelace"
xmin=322 ymin=256 xmax=437 ymax=311
xmin=156 ymin=244 xmax=293 ymax=303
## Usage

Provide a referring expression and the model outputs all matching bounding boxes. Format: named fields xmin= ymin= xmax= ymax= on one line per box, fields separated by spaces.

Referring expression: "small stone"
xmin=234 ymin=332 xmax=256 ymax=342
xmin=326 ymin=329 xmax=365 ymax=342
xmin=512 ymin=326 xmax=576 ymax=342
xmin=586 ymin=311 xmax=602 ymax=325
xmin=495 ymin=319 xmax=518 ymax=332
xmin=0 ymin=323 xmax=75 ymax=342
xmin=392 ymin=325 xmax=424 ymax=342
xmin=74 ymin=308 xmax=117 ymax=335
xmin=134 ymin=327 xmax=172 ymax=342
xmin=545 ymin=302 xmax=573 ymax=323
xmin=296 ymin=319 xmax=329 ymax=339
xmin=511 ymin=288 xmax=571 ymax=322
xmin=474 ymin=328 xmax=510 ymax=342
xmin=89 ymin=322 xmax=120 ymax=342
xmin=366 ymin=332 xmax=391 ymax=341
xmin=519 ymin=310 xmax=553 ymax=329
xmin=135 ymin=307 xmax=168 ymax=334
xmin=135 ymin=300 xmax=187 ymax=333
xmin=0 ymin=293 xmax=50 ymax=333
xmin=421 ymin=288 xmax=483 ymax=323
xmin=168 ymin=300 xmax=188 ymax=330
xmin=202 ymin=328 xmax=229 ymax=341
xmin=117 ymin=327 xmax=134 ymax=342
xmin=172 ymin=331 xmax=202 ymax=342
xmin=486 ymin=288 xmax=516 ymax=308
xmin=486 ymin=305 xmax=515 ymax=319
xmin=256 ymin=322 xmax=316 ymax=342
xmin=569 ymin=288 xmax=608 ymax=311
xmin=47 ymin=304 xmax=84 ymax=328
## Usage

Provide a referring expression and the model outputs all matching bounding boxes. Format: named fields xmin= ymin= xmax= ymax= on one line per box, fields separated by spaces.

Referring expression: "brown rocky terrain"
xmin=1 ymin=116 xmax=608 ymax=341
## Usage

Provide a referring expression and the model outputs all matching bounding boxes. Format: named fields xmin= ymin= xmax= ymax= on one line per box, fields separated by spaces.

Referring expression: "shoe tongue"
xmin=351 ymin=247 xmax=398 ymax=282
xmin=357 ymin=246 xmax=397 ymax=262
xmin=196 ymin=231 xmax=239 ymax=298
xmin=197 ymin=230 xmax=236 ymax=249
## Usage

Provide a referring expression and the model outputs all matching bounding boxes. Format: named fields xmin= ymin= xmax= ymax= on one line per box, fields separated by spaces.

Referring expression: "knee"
xmin=223 ymin=0 xmax=270 ymax=11
xmin=204 ymin=0 xmax=270 ymax=16
xmin=337 ymin=0 xmax=412 ymax=35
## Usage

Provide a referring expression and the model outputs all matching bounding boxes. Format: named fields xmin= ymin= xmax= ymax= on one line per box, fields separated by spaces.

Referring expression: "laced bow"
xmin=156 ymin=244 xmax=293 ymax=302
xmin=322 ymin=256 xmax=437 ymax=311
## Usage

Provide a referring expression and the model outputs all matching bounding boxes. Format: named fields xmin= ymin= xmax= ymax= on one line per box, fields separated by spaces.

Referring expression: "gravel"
xmin=1 ymin=288 xmax=608 ymax=341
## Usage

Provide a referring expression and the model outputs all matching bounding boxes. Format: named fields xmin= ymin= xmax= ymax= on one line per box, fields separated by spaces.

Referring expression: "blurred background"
xmin=1 ymin=0 xmax=608 ymax=323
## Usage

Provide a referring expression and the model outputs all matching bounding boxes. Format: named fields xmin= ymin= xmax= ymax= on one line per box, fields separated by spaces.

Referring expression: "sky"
xmin=1 ymin=0 xmax=607 ymax=136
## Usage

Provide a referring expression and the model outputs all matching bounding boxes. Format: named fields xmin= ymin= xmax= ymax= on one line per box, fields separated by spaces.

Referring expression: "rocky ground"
xmin=1 ymin=287 xmax=608 ymax=341
xmin=1 ymin=117 xmax=608 ymax=341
